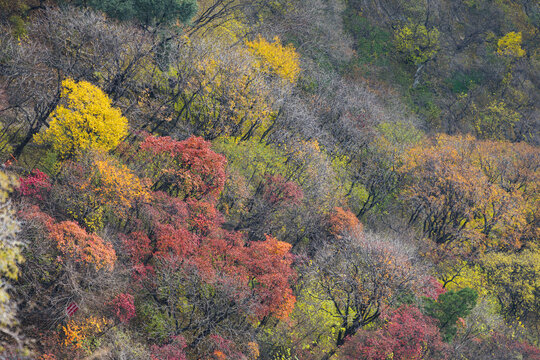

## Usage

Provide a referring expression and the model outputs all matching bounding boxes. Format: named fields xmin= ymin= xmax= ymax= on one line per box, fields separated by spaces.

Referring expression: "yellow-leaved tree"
xmin=34 ymin=79 xmax=128 ymax=159
xmin=394 ymin=21 xmax=440 ymax=65
xmin=246 ymin=35 xmax=301 ymax=83
xmin=497 ymin=31 xmax=526 ymax=58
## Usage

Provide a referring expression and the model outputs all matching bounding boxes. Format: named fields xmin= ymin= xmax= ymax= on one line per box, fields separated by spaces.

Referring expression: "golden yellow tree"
xmin=34 ymin=79 xmax=128 ymax=159
xmin=246 ymin=35 xmax=301 ymax=83
xmin=497 ymin=32 xmax=526 ymax=58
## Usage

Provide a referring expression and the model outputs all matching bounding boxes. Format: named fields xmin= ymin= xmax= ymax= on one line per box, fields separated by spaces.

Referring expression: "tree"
xmin=139 ymin=135 xmax=227 ymax=201
xmin=0 ymin=171 xmax=23 ymax=349
xmin=63 ymin=316 xmax=109 ymax=353
xmin=150 ymin=335 xmax=187 ymax=360
xmin=18 ymin=169 xmax=51 ymax=201
xmin=49 ymin=152 xmax=150 ymax=231
xmin=246 ymin=36 xmax=301 ymax=84
xmin=473 ymin=100 xmax=521 ymax=140
xmin=328 ymin=207 xmax=362 ymax=238
xmin=399 ymin=135 xmax=535 ymax=255
xmin=457 ymin=332 xmax=540 ymax=360
xmin=339 ymin=306 xmax=448 ymax=360
xmin=111 ymin=293 xmax=136 ymax=324
xmin=423 ymin=287 xmax=478 ymax=342
xmin=168 ymin=38 xmax=278 ymax=140
xmin=394 ymin=21 xmax=439 ymax=65
xmin=0 ymin=7 xmax=155 ymax=158
xmin=46 ymin=219 xmax=117 ymax=272
xmin=87 ymin=0 xmax=198 ymax=26
xmin=497 ymin=32 xmax=526 ymax=58
xmin=309 ymin=232 xmax=426 ymax=352
xmin=482 ymin=249 xmax=540 ymax=330
xmin=34 ymin=79 xmax=128 ymax=160
xmin=17 ymin=204 xmax=120 ymax=340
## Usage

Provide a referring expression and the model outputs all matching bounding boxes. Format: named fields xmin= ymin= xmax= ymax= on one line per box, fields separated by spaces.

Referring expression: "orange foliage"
xmin=213 ymin=351 xmax=227 ymax=360
xmin=38 ymin=355 xmax=57 ymax=360
xmin=63 ymin=316 xmax=108 ymax=351
xmin=47 ymin=221 xmax=116 ymax=271
xmin=399 ymin=134 xmax=537 ymax=253
xmin=242 ymin=235 xmax=296 ymax=319
xmin=19 ymin=205 xmax=116 ymax=270
xmin=329 ymin=207 xmax=363 ymax=238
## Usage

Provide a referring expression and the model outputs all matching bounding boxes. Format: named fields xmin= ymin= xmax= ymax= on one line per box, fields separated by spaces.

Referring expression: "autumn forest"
xmin=0 ymin=0 xmax=539 ymax=359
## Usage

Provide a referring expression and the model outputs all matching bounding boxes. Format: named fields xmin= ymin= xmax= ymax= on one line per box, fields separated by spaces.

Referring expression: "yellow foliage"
xmin=394 ymin=21 xmax=440 ymax=65
xmin=473 ymin=100 xmax=520 ymax=140
xmin=58 ymin=153 xmax=150 ymax=230
xmin=445 ymin=262 xmax=491 ymax=299
xmin=400 ymin=134 xmax=537 ymax=252
xmin=246 ymin=342 xmax=260 ymax=360
xmin=34 ymin=79 xmax=128 ymax=159
xmin=481 ymin=249 xmax=540 ymax=324
xmin=246 ymin=35 xmax=301 ymax=83
xmin=497 ymin=32 xmax=526 ymax=58
xmin=93 ymin=158 xmax=151 ymax=215
xmin=177 ymin=42 xmax=275 ymax=139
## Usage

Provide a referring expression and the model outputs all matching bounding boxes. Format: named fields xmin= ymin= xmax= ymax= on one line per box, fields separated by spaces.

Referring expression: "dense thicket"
xmin=0 ymin=0 xmax=538 ymax=359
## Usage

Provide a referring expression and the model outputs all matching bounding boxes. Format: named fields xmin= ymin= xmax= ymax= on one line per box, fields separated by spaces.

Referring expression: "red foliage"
xmin=261 ymin=174 xmax=303 ymax=207
xmin=18 ymin=169 xmax=51 ymax=200
xmin=186 ymin=199 xmax=224 ymax=235
xmin=463 ymin=332 xmax=540 ymax=360
xmin=154 ymin=224 xmax=197 ymax=261
xmin=340 ymin=306 xmax=448 ymax=360
xmin=194 ymin=228 xmax=246 ymax=280
xmin=19 ymin=204 xmax=55 ymax=227
xmin=207 ymin=334 xmax=244 ymax=360
xmin=111 ymin=293 xmax=136 ymax=323
xmin=423 ymin=276 xmax=447 ymax=300
xmin=126 ymin=195 xmax=297 ymax=319
xmin=120 ymin=172 xmax=296 ymax=320
xmin=140 ymin=135 xmax=227 ymax=201
xmin=150 ymin=335 xmax=187 ymax=360
xmin=194 ymin=231 xmax=297 ymax=319
xmin=121 ymin=231 xmax=153 ymax=265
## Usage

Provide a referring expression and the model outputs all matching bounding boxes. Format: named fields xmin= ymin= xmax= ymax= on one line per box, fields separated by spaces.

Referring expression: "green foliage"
xmin=343 ymin=13 xmax=391 ymax=65
xmin=408 ymin=83 xmax=442 ymax=126
xmin=214 ymin=138 xmax=288 ymax=182
xmin=136 ymin=300 xmax=175 ymax=343
xmin=87 ymin=0 xmax=198 ymax=26
xmin=376 ymin=121 xmax=424 ymax=147
xmin=424 ymin=288 xmax=478 ymax=342
xmin=446 ymin=71 xmax=483 ymax=94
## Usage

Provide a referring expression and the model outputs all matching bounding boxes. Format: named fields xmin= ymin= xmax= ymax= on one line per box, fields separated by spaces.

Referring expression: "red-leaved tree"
xmin=339 ymin=306 xmax=448 ymax=360
xmin=139 ymin=135 xmax=226 ymax=201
